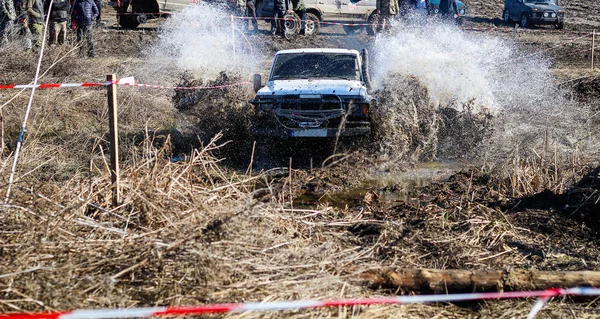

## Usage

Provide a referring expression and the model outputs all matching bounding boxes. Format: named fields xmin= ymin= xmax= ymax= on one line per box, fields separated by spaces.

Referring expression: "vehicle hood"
xmin=257 ymin=79 xmax=367 ymax=97
xmin=525 ymin=2 xmax=562 ymax=11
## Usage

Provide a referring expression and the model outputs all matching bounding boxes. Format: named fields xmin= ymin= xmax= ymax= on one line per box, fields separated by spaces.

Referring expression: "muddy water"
xmin=295 ymin=161 xmax=464 ymax=208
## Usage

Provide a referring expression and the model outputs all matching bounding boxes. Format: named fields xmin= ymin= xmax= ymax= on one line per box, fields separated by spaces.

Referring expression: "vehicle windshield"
xmin=524 ymin=0 xmax=554 ymax=3
xmin=270 ymin=53 xmax=361 ymax=81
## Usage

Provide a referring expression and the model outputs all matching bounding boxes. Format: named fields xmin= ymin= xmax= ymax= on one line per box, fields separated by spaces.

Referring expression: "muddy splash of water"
xmin=143 ymin=3 xmax=259 ymax=81
xmin=372 ymin=21 xmax=551 ymax=112
xmin=370 ymin=21 xmax=596 ymax=163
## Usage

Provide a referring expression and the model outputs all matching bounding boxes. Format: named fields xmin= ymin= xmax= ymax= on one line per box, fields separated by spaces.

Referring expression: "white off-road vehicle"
xmin=250 ymin=48 xmax=373 ymax=138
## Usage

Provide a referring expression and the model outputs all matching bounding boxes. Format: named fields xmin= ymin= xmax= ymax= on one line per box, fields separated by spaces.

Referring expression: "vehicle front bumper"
xmin=254 ymin=126 xmax=371 ymax=138
xmin=529 ymin=14 xmax=564 ymax=25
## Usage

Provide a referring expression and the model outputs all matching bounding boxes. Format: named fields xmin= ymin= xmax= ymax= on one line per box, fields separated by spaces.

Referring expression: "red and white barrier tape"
xmin=233 ymin=15 xmax=387 ymax=27
xmin=0 ymin=82 xmax=108 ymax=89
xmin=0 ymin=81 xmax=250 ymax=90
xmin=231 ymin=15 xmax=596 ymax=34
xmin=1 ymin=287 xmax=599 ymax=319
xmin=512 ymin=32 xmax=593 ymax=61
xmin=115 ymin=12 xmax=167 ymax=15
xmin=463 ymin=26 xmax=594 ymax=35
xmin=121 ymin=81 xmax=251 ymax=90
xmin=570 ymin=44 xmax=600 ymax=56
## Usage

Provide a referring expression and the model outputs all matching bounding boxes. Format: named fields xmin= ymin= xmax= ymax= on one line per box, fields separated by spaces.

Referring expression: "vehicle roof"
xmin=275 ymin=48 xmax=360 ymax=55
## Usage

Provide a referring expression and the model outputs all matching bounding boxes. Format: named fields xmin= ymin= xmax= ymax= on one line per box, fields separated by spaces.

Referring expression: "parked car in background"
xmin=258 ymin=0 xmax=377 ymax=35
xmin=258 ymin=0 xmax=467 ymax=35
xmin=108 ymin=0 xmax=190 ymax=28
xmin=503 ymin=0 xmax=565 ymax=29
xmin=429 ymin=0 xmax=467 ymax=16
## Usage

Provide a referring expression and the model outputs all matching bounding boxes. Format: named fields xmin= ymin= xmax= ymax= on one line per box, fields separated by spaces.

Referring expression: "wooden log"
xmin=360 ymin=269 xmax=600 ymax=294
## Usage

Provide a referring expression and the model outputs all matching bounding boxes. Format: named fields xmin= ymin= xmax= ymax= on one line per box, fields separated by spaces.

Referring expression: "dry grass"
xmin=1 ymin=131 xmax=599 ymax=318
xmin=1 ymin=24 xmax=600 ymax=319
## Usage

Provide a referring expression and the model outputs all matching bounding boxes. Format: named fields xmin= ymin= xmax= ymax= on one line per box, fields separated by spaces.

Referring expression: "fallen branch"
xmin=360 ymin=269 xmax=600 ymax=293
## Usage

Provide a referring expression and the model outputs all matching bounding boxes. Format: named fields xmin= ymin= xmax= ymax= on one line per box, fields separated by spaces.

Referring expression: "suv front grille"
xmin=279 ymin=95 xmax=342 ymax=111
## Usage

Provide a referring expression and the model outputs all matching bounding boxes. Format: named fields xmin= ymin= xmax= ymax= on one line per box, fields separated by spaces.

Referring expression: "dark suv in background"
xmin=503 ymin=0 xmax=565 ymax=29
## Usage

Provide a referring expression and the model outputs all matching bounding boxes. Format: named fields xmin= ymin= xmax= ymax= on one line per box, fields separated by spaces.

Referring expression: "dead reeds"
xmin=1 ymin=27 xmax=600 ymax=319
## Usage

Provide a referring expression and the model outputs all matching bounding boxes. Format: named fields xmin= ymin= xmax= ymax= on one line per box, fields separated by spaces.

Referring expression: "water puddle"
xmin=294 ymin=161 xmax=463 ymax=208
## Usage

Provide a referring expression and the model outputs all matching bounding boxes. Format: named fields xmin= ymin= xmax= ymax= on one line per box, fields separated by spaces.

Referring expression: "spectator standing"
xmin=245 ymin=0 xmax=258 ymax=32
xmin=13 ymin=0 xmax=32 ymax=49
xmin=93 ymin=0 xmax=101 ymax=25
xmin=45 ymin=0 xmax=70 ymax=45
xmin=72 ymin=0 xmax=97 ymax=57
xmin=0 ymin=0 xmax=16 ymax=42
xmin=270 ymin=0 xmax=287 ymax=37
xmin=22 ymin=0 xmax=43 ymax=50
xmin=376 ymin=0 xmax=398 ymax=32
xmin=0 ymin=0 xmax=16 ymax=43
xmin=411 ymin=0 xmax=430 ymax=15
xmin=290 ymin=0 xmax=305 ymax=35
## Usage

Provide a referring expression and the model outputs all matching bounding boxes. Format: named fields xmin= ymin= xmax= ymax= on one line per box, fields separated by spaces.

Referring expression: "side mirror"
xmin=253 ymin=74 xmax=262 ymax=93
xmin=361 ymin=48 xmax=371 ymax=89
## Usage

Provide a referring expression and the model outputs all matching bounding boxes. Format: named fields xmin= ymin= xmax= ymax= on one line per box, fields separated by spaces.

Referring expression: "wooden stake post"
xmin=107 ymin=74 xmax=120 ymax=206
xmin=231 ymin=15 xmax=236 ymax=57
xmin=592 ymin=30 xmax=596 ymax=71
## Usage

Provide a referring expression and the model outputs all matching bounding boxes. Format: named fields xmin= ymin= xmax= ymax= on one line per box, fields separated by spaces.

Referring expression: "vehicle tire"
xmin=304 ymin=12 xmax=320 ymax=35
xmin=520 ymin=13 xmax=530 ymax=28
xmin=366 ymin=11 xmax=379 ymax=36
xmin=343 ymin=25 xmax=363 ymax=35
xmin=503 ymin=9 xmax=511 ymax=23
xmin=283 ymin=12 xmax=301 ymax=37
xmin=557 ymin=21 xmax=564 ymax=29
xmin=118 ymin=15 xmax=140 ymax=28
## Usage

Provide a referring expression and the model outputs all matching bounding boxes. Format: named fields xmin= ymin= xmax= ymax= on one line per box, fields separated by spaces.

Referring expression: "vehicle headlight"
xmin=543 ymin=12 xmax=549 ymax=17
xmin=434 ymin=8 xmax=439 ymax=13
xmin=459 ymin=8 xmax=466 ymax=15
xmin=551 ymin=12 xmax=556 ymax=17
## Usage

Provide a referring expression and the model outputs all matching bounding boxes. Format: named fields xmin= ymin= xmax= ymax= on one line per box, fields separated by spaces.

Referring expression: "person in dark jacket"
xmin=45 ymin=0 xmax=70 ymax=44
xmin=438 ymin=0 xmax=456 ymax=19
xmin=72 ymin=0 xmax=97 ymax=57
xmin=93 ymin=0 xmax=101 ymax=25
xmin=270 ymin=0 xmax=287 ymax=37
xmin=22 ymin=0 xmax=43 ymax=49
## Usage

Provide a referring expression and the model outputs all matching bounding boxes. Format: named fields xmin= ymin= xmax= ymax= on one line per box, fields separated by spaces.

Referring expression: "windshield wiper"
xmin=320 ymin=75 xmax=354 ymax=80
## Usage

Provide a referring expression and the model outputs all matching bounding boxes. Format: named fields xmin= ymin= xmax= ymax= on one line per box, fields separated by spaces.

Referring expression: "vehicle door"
xmin=317 ymin=0 xmax=342 ymax=20
xmin=164 ymin=0 xmax=190 ymax=11
xmin=303 ymin=0 xmax=318 ymax=15
xmin=339 ymin=0 xmax=374 ymax=21
xmin=258 ymin=0 xmax=275 ymax=17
